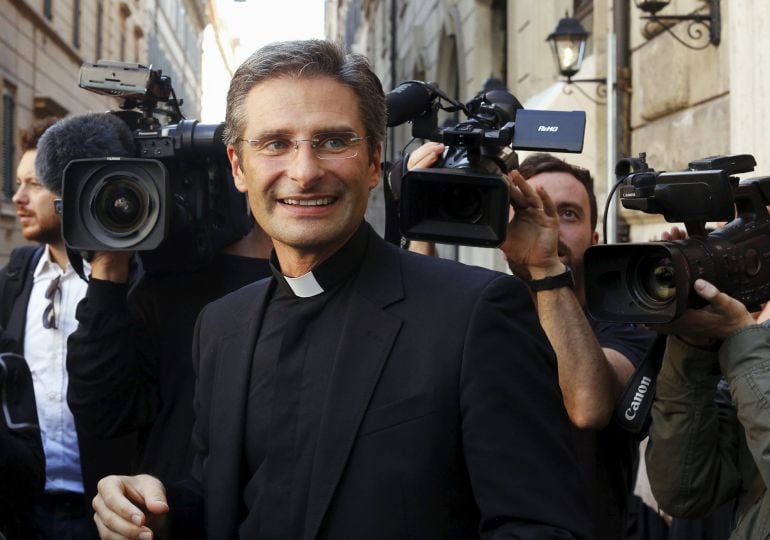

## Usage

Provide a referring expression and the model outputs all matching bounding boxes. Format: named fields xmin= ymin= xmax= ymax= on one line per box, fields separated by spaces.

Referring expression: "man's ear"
xmin=592 ymin=230 xmax=600 ymax=245
xmin=227 ymin=145 xmax=248 ymax=193
xmin=368 ymin=142 xmax=382 ymax=190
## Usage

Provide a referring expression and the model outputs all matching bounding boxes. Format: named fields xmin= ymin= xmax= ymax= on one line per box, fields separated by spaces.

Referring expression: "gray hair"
xmin=223 ymin=39 xmax=386 ymax=160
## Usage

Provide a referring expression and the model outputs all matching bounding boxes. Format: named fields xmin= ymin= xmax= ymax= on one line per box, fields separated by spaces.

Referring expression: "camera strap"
xmin=613 ymin=333 xmax=666 ymax=436
xmin=1 ymin=246 xmax=42 ymax=330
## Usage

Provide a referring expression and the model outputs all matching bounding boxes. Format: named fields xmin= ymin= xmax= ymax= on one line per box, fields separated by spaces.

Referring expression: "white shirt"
xmin=24 ymin=246 xmax=88 ymax=494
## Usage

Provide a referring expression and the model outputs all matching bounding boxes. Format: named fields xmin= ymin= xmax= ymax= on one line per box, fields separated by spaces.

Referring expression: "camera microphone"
xmin=385 ymin=80 xmax=438 ymax=127
xmin=36 ymin=113 xmax=135 ymax=195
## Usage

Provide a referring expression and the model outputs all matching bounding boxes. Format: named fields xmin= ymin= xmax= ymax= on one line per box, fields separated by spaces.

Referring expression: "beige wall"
xmin=331 ymin=0 xmax=756 ymax=266
xmin=729 ymin=0 xmax=770 ymax=173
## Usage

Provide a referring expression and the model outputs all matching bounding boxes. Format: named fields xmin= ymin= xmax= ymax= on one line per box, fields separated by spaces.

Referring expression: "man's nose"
xmin=286 ymin=141 xmax=325 ymax=186
xmin=11 ymin=185 xmax=26 ymax=204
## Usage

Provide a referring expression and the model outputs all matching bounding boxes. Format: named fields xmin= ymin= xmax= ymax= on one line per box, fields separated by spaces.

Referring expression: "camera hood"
xmin=584 ymin=242 xmax=693 ymax=324
xmin=399 ymin=168 xmax=509 ymax=247
xmin=61 ymin=157 xmax=171 ymax=251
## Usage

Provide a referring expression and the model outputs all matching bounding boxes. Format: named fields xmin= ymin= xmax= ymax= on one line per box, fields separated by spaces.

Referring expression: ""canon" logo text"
xmin=624 ymin=376 xmax=652 ymax=420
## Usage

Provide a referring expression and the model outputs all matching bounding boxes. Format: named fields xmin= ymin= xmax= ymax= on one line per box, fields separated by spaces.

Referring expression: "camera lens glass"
xmin=92 ymin=177 xmax=150 ymax=235
xmin=634 ymin=255 xmax=676 ymax=305
xmin=437 ymin=185 xmax=484 ymax=223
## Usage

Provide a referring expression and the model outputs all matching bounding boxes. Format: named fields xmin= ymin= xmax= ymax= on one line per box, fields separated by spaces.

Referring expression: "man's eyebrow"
xmin=248 ymin=129 xmax=292 ymax=139
xmin=249 ymin=126 xmax=358 ymax=139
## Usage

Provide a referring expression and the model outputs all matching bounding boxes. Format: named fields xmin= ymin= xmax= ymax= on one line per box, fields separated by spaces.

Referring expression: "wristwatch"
xmin=526 ymin=266 xmax=574 ymax=292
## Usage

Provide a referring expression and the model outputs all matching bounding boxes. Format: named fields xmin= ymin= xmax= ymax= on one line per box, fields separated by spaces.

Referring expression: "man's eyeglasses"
xmin=42 ymin=275 xmax=61 ymax=330
xmin=236 ymin=131 xmax=369 ymax=160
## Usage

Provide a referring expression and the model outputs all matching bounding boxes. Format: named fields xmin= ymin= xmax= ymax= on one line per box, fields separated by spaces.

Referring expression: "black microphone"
xmin=35 ymin=113 xmax=135 ymax=195
xmin=385 ymin=80 xmax=436 ymax=127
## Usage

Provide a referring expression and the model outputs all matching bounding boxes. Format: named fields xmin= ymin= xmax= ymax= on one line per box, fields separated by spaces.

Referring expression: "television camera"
xmin=386 ymin=80 xmax=586 ymax=246
xmin=584 ymin=153 xmax=770 ymax=323
xmin=59 ymin=61 xmax=251 ymax=274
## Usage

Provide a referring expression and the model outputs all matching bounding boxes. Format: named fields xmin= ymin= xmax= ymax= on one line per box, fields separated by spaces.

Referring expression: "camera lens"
xmin=92 ymin=177 xmax=150 ymax=235
xmin=634 ymin=255 xmax=676 ymax=305
xmin=437 ymin=185 xmax=484 ymax=223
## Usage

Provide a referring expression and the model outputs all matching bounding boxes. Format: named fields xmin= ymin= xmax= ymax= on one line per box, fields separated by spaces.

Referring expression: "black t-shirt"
xmin=575 ymin=314 xmax=656 ymax=539
xmin=132 ymin=252 xmax=272 ymax=481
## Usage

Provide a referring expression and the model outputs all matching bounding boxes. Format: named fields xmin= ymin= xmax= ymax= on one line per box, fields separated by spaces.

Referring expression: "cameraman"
xmin=503 ymin=153 xmax=656 ymax=538
xmin=34 ymin=113 xmax=273 ymax=485
xmin=403 ymin=148 xmax=655 ymax=538
xmin=646 ymin=278 xmax=769 ymax=538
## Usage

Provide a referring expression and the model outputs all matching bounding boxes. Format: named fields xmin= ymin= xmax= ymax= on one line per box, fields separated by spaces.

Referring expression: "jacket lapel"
xmin=207 ymin=280 xmax=272 ymax=537
xmin=303 ymin=232 xmax=404 ymax=539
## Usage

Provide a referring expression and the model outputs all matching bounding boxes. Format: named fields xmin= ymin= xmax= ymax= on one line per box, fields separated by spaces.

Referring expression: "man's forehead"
xmin=529 ymin=171 xmax=590 ymax=204
xmin=242 ymin=76 xmax=363 ymax=134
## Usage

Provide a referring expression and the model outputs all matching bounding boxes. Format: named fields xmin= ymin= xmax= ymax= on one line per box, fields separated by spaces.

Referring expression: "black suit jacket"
xmin=178 ymin=228 xmax=592 ymax=539
xmin=0 ymin=245 xmax=135 ymax=504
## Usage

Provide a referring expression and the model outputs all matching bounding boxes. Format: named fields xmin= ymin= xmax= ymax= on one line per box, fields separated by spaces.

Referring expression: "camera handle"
xmin=612 ymin=333 xmax=666 ymax=436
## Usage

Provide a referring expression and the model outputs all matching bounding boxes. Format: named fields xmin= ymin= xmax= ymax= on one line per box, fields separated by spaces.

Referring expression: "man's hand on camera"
xmin=500 ymin=170 xmax=563 ymax=280
xmin=89 ymin=251 xmax=133 ymax=283
xmin=92 ymin=474 xmax=169 ymax=539
xmin=653 ymin=279 xmax=756 ymax=347
xmin=659 ymin=225 xmax=687 ymax=242
xmin=406 ymin=141 xmax=444 ymax=170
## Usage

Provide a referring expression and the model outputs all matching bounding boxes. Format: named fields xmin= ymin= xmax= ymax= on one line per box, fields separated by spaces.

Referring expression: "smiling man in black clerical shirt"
xmin=91 ymin=39 xmax=591 ymax=540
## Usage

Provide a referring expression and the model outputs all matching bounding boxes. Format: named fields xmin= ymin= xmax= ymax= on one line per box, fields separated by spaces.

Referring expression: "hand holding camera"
xmin=653 ymin=279 xmax=756 ymax=348
xmin=501 ymin=170 xmax=564 ymax=281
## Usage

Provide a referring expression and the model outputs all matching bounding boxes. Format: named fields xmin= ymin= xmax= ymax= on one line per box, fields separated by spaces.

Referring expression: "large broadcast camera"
xmin=584 ymin=153 xmax=770 ymax=323
xmin=387 ymin=80 xmax=586 ymax=246
xmin=59 ymin=61 xmax=250 ymax=274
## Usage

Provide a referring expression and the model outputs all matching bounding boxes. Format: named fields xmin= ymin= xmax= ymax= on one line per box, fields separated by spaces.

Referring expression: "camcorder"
xmin=59 ymin=61 xmax=251 ymax=274
xmin=386 ymin=80 xmax=586 ymax=246
xmin=584 ymin=152 xmax=770 ymax=323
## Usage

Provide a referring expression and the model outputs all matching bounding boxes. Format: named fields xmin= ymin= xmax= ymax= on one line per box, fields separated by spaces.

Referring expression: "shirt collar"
xmin=33 ymin=245 xmax=90 ymax=281
xmin=33 ymin=245 xmax=61 ymax=280
xmin=270 ymin=222 xmax=370 ymax=298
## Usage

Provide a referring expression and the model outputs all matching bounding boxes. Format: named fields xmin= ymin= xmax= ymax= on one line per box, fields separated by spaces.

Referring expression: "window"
xmin=574 ymin=0 xmax=593 ymax=19
xmin=119 ymin=3 xmax=131 ymax=62
xmin=2 ymin=88 xmax=15 ymax=201
xmin=491 ymin=0 xmax=507 ymax=84
xmin=72 ymin=0 xmax=81 ymax=48
xmin=96 ymin=0 xmax=103 ymax=60
xmin=43 ymin=0 xmax=53 ymax=20
xmin=133 ymin=26 xmax=143 ymax=63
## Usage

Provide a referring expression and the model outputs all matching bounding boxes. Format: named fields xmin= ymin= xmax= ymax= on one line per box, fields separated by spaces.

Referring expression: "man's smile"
xmin=280 ymin=197 xmax=337 ymax=206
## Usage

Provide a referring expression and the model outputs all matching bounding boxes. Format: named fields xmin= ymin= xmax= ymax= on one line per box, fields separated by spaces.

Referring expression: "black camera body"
xmin=395 ymin=85 xmax=586 ymax=247
xmin=584 ymin=153 xmax=770 ymax=323
xmin=60 ymin=61 xmax=250 ymax=274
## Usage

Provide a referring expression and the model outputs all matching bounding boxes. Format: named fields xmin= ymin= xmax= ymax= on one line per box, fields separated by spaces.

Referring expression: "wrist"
xmin=677 ymin=335 xmax=722 ymax=351
xmin=526 ymin=265 xmax=574 ymax=292
xmin=528 ymin=261 xmax=567 ymax=280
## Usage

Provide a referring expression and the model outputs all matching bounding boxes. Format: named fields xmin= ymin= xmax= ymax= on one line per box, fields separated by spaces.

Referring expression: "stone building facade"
xmin=0 ymin=0 xmax=209 ymax=263
xmin=328 ymin=0 xmax=770 ymax=272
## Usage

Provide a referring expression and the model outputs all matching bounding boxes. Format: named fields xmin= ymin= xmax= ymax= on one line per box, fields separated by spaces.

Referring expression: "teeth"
xmin=283 ymin=198 xmax=334 ymax=206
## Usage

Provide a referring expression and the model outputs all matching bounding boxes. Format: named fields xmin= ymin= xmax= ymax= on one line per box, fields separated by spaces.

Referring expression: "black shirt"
xmin=577 ymin=314 xmax=656 ymax=539
xmin=240 ymin=224 xmax=369 ymax=539
xmin=67 ymin=251 xmax=271 ymax=486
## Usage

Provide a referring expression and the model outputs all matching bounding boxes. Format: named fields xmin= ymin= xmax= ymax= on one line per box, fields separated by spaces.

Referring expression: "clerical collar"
xmin=270 ymin=222 xmax=370 ymax=298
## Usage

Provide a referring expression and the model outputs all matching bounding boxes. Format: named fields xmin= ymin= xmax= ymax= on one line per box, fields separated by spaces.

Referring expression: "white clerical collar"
xmin=283 ymin=271 xmax=325 ymax=298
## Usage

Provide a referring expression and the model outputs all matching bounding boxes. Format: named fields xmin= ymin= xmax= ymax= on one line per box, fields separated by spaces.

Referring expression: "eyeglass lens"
xmin=243 ymin=132 xmax=364 ymax=160
xmin=42 ymin=275 xmax=61 ymax=330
